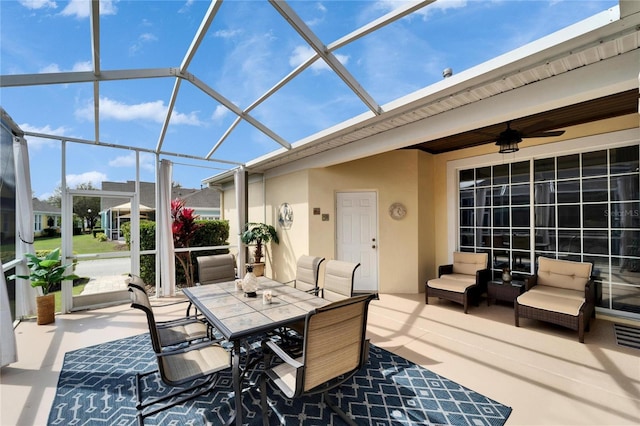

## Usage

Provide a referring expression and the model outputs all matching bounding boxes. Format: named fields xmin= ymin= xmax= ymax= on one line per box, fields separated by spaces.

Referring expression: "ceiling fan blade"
xmin=523 ymin=130 xmax=565 ymax=138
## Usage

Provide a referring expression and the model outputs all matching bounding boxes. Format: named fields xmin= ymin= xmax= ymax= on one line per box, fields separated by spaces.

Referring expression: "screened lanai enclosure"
xmin=1 ymin=0 xmax=639 ymax=334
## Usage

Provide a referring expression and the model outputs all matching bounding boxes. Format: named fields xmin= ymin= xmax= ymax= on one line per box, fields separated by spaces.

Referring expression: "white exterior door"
xmin=336 ymin=192 xmax=378 ymax=292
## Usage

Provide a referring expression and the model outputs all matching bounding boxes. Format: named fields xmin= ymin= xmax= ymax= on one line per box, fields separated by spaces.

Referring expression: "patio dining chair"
xmin=287 ymin=255 xmax=325 ymax=295
xmin=284 ymin=259 xmax=357 ymax=340
xmin=127 ymin=281 xmax=212 ymax=348
xmin=259 ymin=293 xmax=378 ymax=426
xmin=321 ymin=260 xmax=360 ymax=302
xmin=129 ymin=287 xmax=232 ymax=425
xmin=197 ymin=253 xmax=237 ymax=285
xmin=184 ymin=253 xmax=237 ymax=317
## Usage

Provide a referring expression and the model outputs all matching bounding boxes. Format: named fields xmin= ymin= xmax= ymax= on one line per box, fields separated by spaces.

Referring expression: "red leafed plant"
xmin=171 ymin=198 xmax=202 ymax=287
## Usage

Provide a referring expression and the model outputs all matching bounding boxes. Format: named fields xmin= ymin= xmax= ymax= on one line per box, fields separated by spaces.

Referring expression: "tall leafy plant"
xmin=8 ymin=248 xmax=79 ymax=295
xmin=171 ymin=198 xmax=202 ymax=287
xmin=241 ymin=222 xmax=279 ymax=262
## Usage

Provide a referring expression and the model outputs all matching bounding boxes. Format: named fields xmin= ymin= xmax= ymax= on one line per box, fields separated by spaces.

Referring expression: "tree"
xmin=46 ymin=185 xmax=64 ymax=208
xmin=72 ymin=183 xmax=101 ymax=231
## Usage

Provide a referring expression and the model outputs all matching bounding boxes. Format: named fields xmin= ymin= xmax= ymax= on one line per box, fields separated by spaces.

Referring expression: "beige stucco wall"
xmin=306 ymin=150 xmax=434 ymax=293
xmin=221 ymin=114 xmax=637 ymax=294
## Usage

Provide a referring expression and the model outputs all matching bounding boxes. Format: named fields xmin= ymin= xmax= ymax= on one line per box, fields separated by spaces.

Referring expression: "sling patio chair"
xmin=284 ymin=258 xmax=357 ymax=341
xmin=127 ymin=283 xmax=214 ymax=348
xmin=197 ymin=253 xmax=237 ymax=285
xmin=286 ymin=255 xmax=325 ymax=295
xmin=185 ymin=253 xmax=238 ymax=317
xmin=321 ymin=259 xmax=360 ymax=302
xmin=129 ymin=287 xmax=231 ymax=425
xmin=259 ymin=293 xmax=378 ymax=426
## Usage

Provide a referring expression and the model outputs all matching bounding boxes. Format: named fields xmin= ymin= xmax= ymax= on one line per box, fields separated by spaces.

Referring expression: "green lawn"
xmin=34 ymin=233 xmax=128 ymax=254
xmin=34 ymin=234 xmax=124 ymax=313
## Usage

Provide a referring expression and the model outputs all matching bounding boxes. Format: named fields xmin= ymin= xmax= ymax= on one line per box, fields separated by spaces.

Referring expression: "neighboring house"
xmin=32 ymin=198 xmax=60 ymax=237
xmin=99 ymin=181 xmax=221 ymax=240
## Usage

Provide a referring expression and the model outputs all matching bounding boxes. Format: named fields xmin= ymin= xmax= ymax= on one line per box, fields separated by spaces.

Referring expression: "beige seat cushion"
xmin=517 ymin=291 xmax=585 ymax=316
xmin=537 ymin=257 xmax=592 ymax=291
xmin=428 ymin=277 xmax=473 ymax=293
xmin=440 ymin=273 xmax=477 ymax=285
xmin=528 ymin=285 xmax=585 ymax=302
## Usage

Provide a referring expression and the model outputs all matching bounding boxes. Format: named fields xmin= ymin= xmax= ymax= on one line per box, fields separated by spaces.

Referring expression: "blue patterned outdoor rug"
xmin=48 ymin=334 xmax=511 ymax=425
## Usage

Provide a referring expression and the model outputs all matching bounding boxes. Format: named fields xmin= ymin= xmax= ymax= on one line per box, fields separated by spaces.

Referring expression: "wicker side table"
xmin=487 ymin=280 xmax=525 ymax=306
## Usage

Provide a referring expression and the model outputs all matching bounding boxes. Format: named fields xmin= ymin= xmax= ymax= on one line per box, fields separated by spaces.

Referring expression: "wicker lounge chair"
xmin=129 ymin=287 xmax=231 ymax=425
xmin=260 ymin=293 xmax=378 ymax=426
xmin=425 ymin=252 xmax=490 ymax=313
xmin=515 ymin=256 xmax=595 ymax=343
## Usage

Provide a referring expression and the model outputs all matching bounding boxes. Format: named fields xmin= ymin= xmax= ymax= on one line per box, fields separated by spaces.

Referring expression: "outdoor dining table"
xmin=182 ymin=276 xmax=330 ymax=426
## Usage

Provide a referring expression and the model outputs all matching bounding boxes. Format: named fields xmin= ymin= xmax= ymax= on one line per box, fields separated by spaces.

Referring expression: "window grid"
xmin=458 ymin=144 xmax=640 ymax=315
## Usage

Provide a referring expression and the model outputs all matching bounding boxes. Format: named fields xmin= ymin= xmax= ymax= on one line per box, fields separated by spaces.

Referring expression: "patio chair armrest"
xmin=438 ymin=264 xmax=454 ymax=277
xmin=157 ymin=339 xmax=224 ymax=357
xmin=476 ymin=268 xmax=491 ymax=289
xmin=585 ymin=279 xmax=595 ymax=303
xmin=156 ymin=316 xmax=206 ymax=329
xmin=524 ymin=275 xmax=538 ymax=291
xmin=263 ymin=340 xmax=303 ymax=369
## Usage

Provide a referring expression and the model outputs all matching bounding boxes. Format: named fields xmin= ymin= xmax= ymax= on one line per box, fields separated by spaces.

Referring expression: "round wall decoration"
xmin=389 ymin=202 xmax=407 ymax=220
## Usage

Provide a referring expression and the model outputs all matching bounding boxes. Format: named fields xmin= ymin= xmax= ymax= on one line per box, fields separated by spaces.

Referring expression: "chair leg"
xmin=260 ymin=373 xmax=269 ymax=426
xmin=514 ymin=303 xmax=520 ymax=327
xmin=323 ymin=392 xmax=356 ymax=426
xmin=425 ymin=283 xmax=429 ymax=304
xmin=136 ymin=370 xmax=222 ymax=424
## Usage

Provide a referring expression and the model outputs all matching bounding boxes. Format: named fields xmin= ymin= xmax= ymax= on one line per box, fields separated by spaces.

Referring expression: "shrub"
xmin=121 ymin=219 xmax=230 ymax=287
xmin=96 ymin=232 xmax=107 ymax=242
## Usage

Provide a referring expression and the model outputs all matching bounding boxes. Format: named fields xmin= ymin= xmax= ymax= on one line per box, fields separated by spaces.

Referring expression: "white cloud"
xmin=373 ymin=0 xmax=467 ymax=19
xmin=178 ymin=0 xmax=196 ymax=14
xmin=129 ymin=33 xmax=158 ymax=55
xmin=40 ymin=63 xmax=62 ymax=73
xmin=212 ymin=105 xmax=229 ymax=122
xmin=75 ymin=97 xmax=203 ymax=126
xmin=18 ymin=0 xmax=57 ymax=10
xmin=20 ymin=123 xmax=71 ymax=150
xmin=214 ymin=28 xmax=243 ymax=39
xmin=305 ymin=2 xmax=327 ymax=27
xmin=60 ymin=0 xmax=117 ymax=19
xmin=65 ymin=171 xmax=108 ymax=188
xmin=289 ymin=45 xmax=349 ymax=72
xmin=108 ymin=151 xmax=155 ymax=172
xmin=39 ymin=60 xmax=92 ymax=73
xmin=72 ymin=61 xmax=92 ymax=71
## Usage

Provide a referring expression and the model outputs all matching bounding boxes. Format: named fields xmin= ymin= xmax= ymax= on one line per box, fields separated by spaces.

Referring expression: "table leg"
xmin=232 ymin=340 xmax=243 ymax=426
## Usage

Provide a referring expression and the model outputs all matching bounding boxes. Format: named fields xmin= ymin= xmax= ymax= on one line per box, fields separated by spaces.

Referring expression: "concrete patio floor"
xmin=1 ymin=292 xmax=639 ymax=425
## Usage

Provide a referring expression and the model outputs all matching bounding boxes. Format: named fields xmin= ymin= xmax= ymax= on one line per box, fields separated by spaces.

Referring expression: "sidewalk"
xmin=74 ymin=258 xmax=130 ymax=294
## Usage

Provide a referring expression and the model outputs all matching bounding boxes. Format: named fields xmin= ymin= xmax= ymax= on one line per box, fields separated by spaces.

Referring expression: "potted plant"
xmin=240 ymin=222 xmax=279 ymax=264
xmin=8 ymin=248 xmax=80 ymax=325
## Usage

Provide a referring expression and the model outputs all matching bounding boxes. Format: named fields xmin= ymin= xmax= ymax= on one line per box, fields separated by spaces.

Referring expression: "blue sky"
xmin=1 ymin=0 xmax=617 ymax=201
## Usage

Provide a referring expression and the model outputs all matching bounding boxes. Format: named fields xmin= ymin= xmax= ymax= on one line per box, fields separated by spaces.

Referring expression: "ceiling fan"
xmin=495 ymin=121 xmax=565 ymax=153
